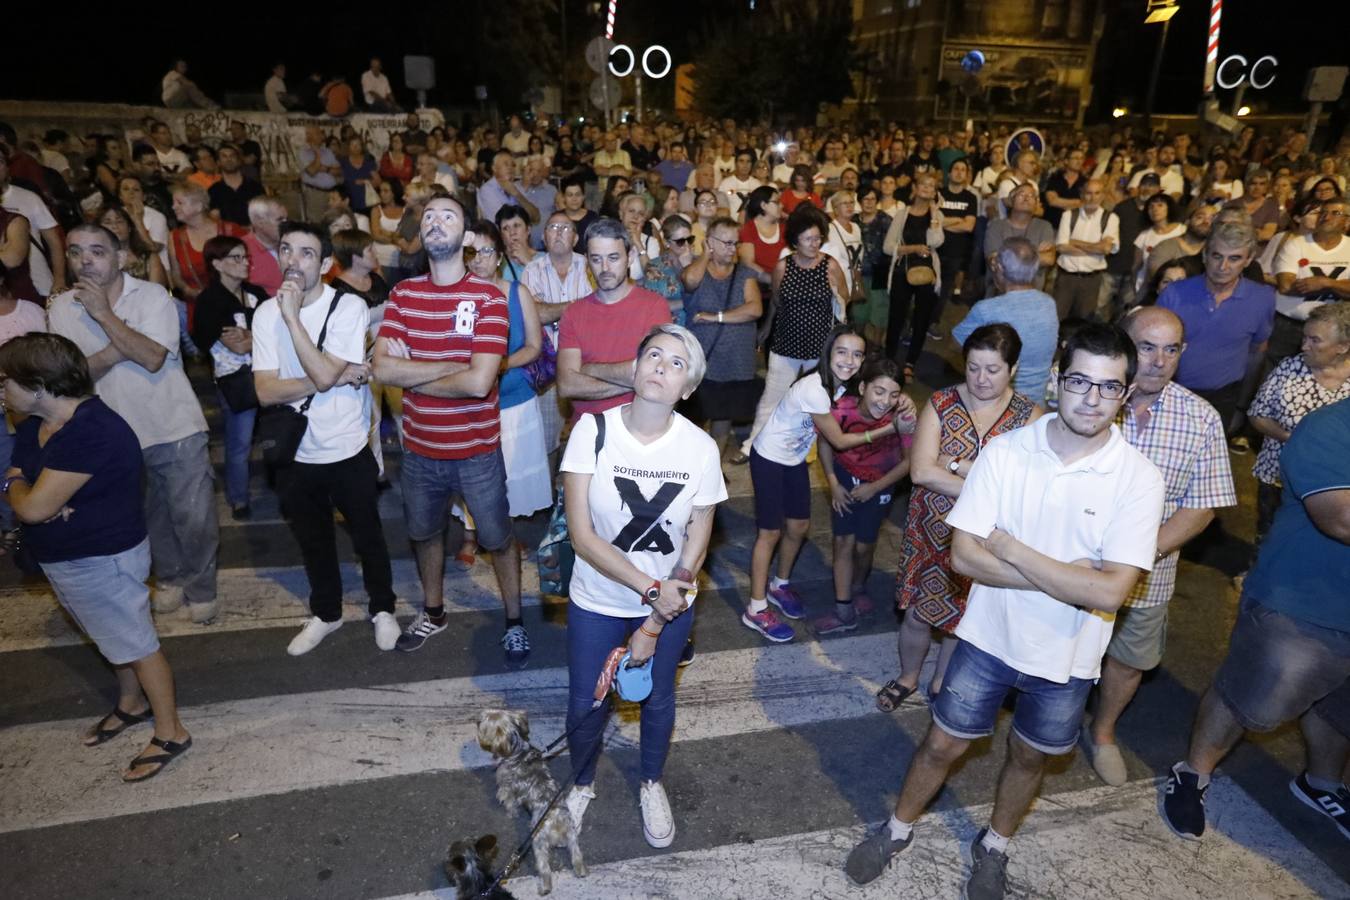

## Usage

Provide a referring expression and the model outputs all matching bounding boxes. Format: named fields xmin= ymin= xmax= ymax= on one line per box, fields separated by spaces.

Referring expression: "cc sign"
xmin=608 ymin=44 xmax=672 ymax=79
xmin=1216 ymin=55 xmax=1278 ymax=90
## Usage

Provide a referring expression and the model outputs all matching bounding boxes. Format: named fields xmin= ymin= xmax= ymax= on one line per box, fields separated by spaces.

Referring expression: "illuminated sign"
xmin=1215 ymin=55 xmax=1277 ymax=90
xmin=608 ymin=45 xmax=673 ymax=79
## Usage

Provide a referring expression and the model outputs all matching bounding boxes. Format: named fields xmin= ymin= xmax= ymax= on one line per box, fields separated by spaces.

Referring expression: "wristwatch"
xmin=642 ymin=580 xmax=662 ymax=605
xmin=947 ymin=457 xmax=962 ymax=474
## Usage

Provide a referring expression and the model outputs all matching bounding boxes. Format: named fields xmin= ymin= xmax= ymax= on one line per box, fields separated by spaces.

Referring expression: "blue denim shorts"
xmin=1215 ymin=596 xmax=1350 ymax=735
xmin=41 ymin=538 xmax=157 ymax=665
xmin=829 ymin=460 xmax=893 ymax=544
xmin=401 ymin=447 xmax=513 ymax=550
xmin=931 ymin=640 xmax=1094 ymax=755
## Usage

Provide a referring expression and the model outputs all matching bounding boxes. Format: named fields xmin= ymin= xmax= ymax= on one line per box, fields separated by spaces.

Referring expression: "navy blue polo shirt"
xmin=1157 ymin=275 xmax=1275 ymax=391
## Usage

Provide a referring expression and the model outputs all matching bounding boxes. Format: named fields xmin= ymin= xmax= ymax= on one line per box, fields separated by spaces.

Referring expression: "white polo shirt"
xmin=1056 ymin=207 xmax=1120 ymax=274
xmin=945 ymin=415 xmax=1165 ymax=683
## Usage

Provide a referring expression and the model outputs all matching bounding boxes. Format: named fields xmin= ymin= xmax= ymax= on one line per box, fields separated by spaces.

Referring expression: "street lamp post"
xmin=1143 ymin=0 xmax=1180 ymax=127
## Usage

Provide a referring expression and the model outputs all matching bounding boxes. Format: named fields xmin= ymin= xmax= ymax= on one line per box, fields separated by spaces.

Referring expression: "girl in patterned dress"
xmin=875 ymin=324 xmax=1040 ymax=711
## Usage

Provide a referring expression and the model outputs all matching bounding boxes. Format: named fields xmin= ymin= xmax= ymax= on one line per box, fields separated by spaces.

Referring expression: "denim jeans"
xmin=566 ymin=601 xmax=695 ymax=785
xmin=143 ymin=431 xmax=219 ymax=605
xmin=400 ymin=447 xmax=513 ymax=551
xmin=216 ymin=388 xmax=256 ymax=509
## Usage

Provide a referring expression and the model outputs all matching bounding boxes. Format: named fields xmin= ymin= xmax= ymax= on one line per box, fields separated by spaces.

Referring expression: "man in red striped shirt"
xmin=372 ymin=197 xmax=530 ymax=666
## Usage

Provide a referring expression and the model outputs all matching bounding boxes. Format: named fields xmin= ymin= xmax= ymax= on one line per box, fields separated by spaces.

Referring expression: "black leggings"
xmin=886 ymin=278 xmax=939 ymax=366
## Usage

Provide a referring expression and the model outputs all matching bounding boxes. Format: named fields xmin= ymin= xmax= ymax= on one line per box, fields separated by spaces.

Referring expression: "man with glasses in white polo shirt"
xmin=846 ymin=322 xmax=1164 ymax=900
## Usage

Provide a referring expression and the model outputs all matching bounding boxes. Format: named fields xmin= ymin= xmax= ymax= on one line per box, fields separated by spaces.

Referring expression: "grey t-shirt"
xmin=983 ymin=216 xmax=1056 ymax=295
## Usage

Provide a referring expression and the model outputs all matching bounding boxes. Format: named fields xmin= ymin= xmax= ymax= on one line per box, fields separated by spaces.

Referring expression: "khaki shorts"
xmin=1105 ymin=602 xmax=1168 ymax=671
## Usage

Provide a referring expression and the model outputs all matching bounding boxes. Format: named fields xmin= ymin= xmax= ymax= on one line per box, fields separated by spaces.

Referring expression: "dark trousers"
xmin=1192 ymin=381 xmax=1243 ymax=437
xmin=279 ymin=446 xmax=395 ymax=622
xmin=1053 ymin=270 xmax=1105 ymax=320
xmin=886 ymin=277 xmax=939 ymax=366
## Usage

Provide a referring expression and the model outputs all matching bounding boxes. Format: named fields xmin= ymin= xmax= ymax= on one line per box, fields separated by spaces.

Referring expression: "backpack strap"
xmin=593 ymin=411 xmax=606 ymax=458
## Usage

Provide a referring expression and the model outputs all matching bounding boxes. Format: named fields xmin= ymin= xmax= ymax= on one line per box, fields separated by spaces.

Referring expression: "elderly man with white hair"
xmin=242 ymin=196 xmax=286 ymax=296
xmin=1053 ymin=177 xmax=1119 ymax=320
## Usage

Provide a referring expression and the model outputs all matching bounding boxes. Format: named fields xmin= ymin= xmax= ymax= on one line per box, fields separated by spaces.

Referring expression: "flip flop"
xmin=875 ymin=678 xmax=916 ymax=713
xmin=123 ymin=735 xmax=192 ymax=783
xmin=455 ymin=546 xmax=478 ymax=567
xmin=84 ymin=706 xmax=153 ymax=746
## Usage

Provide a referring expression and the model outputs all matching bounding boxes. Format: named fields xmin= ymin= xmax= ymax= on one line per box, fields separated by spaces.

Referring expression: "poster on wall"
xmin=940 ymin=43 xmax=1088 ymax=121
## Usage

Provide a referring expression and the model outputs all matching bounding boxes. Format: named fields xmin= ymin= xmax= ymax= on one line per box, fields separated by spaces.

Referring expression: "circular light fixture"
xmin=1237 ymin=105 xmax=1251 ymax=116
xmin=1112 ymin=107 xmax=1127 ymax=119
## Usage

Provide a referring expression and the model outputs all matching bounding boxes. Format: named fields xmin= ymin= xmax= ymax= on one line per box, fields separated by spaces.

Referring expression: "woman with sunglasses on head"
xmin=641 ymin=214 xmax=695 ymax=325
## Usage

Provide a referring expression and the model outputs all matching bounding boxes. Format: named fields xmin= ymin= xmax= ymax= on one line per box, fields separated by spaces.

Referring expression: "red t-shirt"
xmin=781 ymin=190 xmax=823 ymax=215
xmin=378 ymin=273 xmax=510 ymax=459
xmin=829 ymin=395 xmax=910 ymax=482
xmin=738 ymin=220 xmax=786 ymax=274
xmin=558 ymin=285 xmax=672 ymax=422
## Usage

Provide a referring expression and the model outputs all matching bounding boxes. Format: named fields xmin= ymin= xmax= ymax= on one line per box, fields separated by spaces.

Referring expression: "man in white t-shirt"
xmin=1053 ymin=178 xmax=1120 ymax=320
xmin=148 ymin=121 xmax=191 ymax=178
xmin=1270 ymin=197 xmax=1350 ymax=364
xmin=48 ymin=224 xmax=219 ymax=623
xmin=161 ymin=59 xmax=217 ymax=109
xmin=718 ymin=150 xmax=762 ymax=220
xmin=252 ymin=222 xmax=397 ymax=656
xmin=361 ymin=57 xmax=398 ymax=112
xmin=0 ymin=153 xmax=65 ymax=296
xmin=772 ymin=143 xmax=802 ymax=187
xmin=501 ymin=115 xmax=530 ymax=156
xmin=846 ymin=322 xmax=1164 ymax=899
xmin=1128 ymin=145 xmax=1185 ymax=200
xmin=263 ymin=62 xmax=293 ymax=113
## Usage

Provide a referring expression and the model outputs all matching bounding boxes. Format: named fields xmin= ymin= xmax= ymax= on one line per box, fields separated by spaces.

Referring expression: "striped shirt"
xmin=378 ymin=274 xmax=509 ymax=460
xmin=1118 ymin=381 xmax=1237 ymax=608
xmin=522 ymin=252 xmax=592 ymax=344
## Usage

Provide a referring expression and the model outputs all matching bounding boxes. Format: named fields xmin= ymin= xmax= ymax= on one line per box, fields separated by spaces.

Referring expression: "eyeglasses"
xmin=463 ymin=246 xmax=497 ymax=262
xmin=545 ymin=223 xmax=575 ymax=232
xmin=1059 ymin=374 xmax=1128 ymax=400
xmin=223 ymin=253 xmax=248 ymax=262
xmin=669 ymin=236 xmax=693 ymax=246
xmin=707 ymin=236 xmax=736 ymax=247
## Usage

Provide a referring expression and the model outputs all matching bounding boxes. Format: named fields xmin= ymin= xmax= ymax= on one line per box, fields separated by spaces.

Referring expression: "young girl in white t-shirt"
xmin=743 ymin=326 xmax=915 ymax=642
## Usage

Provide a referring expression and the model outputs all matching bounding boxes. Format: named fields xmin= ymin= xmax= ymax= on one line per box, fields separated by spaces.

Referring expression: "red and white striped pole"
xmin=1202 ymin=0 xmax=1222 ymax=94
xmin=605 ymin=0 xmax=618 ymax=40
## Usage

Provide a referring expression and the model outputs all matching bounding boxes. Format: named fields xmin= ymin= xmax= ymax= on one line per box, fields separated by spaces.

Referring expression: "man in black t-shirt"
xmin=908 ymin=133 xmax=938 ymax=176
xmin=1043 ymin=149 xmax=1085 ymax=230
xmin=932 ymin=159 xmax=981 ymax=333
xmin=228 ymin=121 xmax=264 ymax=181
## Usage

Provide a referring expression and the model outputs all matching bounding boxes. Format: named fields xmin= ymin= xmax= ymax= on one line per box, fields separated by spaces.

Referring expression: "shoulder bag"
xmin=537 ymin=413 xmax=607 ymax=597
xmin=256 ymin=290 xmax=346 ymax=466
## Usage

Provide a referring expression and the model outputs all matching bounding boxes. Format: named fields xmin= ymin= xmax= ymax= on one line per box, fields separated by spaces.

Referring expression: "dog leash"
xmin=478 ymin=646 xmax=634 ymax=898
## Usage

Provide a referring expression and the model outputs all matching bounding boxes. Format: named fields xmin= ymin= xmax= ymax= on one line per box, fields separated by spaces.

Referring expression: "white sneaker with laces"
xmin=566 ymin=784 xmax=596 ymax=830
xmin=287 ymin=616 xmax=343 ymax=656
xmin=640 ymin=780 xmax=675 ymax=848
xmin=153 ymin=584 xmax=184 ymax=613
xmin=372 ymin=611 xmax=400 ymax=651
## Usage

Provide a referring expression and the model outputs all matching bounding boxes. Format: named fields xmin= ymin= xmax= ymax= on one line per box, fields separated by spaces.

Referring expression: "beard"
xmin=424 ymin=233 xmax=462 ymax=261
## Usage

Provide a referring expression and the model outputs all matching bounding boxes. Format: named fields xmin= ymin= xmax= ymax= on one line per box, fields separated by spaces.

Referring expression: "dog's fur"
xmin=445 ymin=834 xmax=516 ymax=899
xmin=476 ymin=709 xmax=586 ymax=895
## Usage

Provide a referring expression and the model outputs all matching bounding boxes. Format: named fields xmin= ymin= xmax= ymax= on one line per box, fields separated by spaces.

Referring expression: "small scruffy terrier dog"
xmin=476 ymin=708 xmax=587 ymax=895
xmin=445 ymin=834 xmax=517 ymax=899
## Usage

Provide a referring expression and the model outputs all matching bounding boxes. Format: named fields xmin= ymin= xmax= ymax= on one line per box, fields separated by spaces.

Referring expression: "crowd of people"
xmin=0 ymin=108 xmax=1347 ymax=898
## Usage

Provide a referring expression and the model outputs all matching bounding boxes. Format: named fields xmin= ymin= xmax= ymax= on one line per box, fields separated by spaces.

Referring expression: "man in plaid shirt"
xmin=1081 ymin=306 xmax=1237 ymax=785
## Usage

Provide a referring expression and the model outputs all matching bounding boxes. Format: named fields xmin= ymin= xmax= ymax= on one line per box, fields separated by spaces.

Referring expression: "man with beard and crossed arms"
xmin=846 ymin=322 xmax=1164 ymax=900
xmin=371 ymin=197 xmax=524 ymax=665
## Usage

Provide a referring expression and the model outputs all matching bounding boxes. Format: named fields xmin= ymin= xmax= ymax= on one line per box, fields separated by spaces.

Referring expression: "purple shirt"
xmin=1158 ymin=275 xmax=1275 ymax=391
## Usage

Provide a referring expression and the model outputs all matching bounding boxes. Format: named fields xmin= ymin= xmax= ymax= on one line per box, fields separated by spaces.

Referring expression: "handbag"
xmin=524 ymin=329 xmax=557 ymax=393
xmin=216 ymin=365 xmax=258 ymax=412
xmin=904 ymin=255 xmax=936 ymax=286
xmin=256 ymin=291 xmax=345 ymax=466
xmin=536 ymin=412 xmax=606 ymax=597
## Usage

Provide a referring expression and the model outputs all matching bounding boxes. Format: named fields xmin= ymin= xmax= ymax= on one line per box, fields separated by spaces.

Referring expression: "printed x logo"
xmin=1309 ymin=266 xmax=1347 ymax=300
xmin=612 ymin=478 xmax=682 ymax=554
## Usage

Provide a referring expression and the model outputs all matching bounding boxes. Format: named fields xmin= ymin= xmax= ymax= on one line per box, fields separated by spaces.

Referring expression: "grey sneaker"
xmin=844 ymin=823 xmax=911 ymax=885
xmin=1080 ymin=723 xmax=1128 ymax=786
xmin=964 ymin=829 xmax=1008 ymax=900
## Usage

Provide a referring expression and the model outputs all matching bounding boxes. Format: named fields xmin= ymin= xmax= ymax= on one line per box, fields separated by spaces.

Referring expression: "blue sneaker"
xmin=742 ymin=607 xmax=795 ymax=642
xmin=767 ymin=584 xmax=806 ymax=619
xmin=501 ymin=625 xmax=531 ymax=668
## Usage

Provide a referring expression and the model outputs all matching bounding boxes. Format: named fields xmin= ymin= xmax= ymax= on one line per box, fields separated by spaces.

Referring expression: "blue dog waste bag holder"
xmin=614 ymin=651 xmax=654 ymax=702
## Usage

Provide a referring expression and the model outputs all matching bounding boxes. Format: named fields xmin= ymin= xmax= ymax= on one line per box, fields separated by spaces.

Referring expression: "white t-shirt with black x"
xmin=562 ymin=406 xmax=728 ymax=618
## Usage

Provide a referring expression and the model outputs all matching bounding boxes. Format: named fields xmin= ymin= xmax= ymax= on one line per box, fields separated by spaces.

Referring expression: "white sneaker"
xmin=153 ymin=584 xmax=184 ymax=613
xmin=372 ymin=611 xmax=400 ymax=651
xmin=566 ymin=784 xmax=595 ymax=830
xmin=640 ymin=780 xmax=675 ymax=848
xmin=287 ymin=616 xmax=343 ymax=656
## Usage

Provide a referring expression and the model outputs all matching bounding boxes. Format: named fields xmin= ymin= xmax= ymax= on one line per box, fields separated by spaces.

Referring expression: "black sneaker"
xmin=964 ymin=829 xmax=1008 ymax=900
xmin=231 ymin=504 xmax=251 ymax=521
xmin=678 ymin=640 xmax=695 ymax=668
xmin=844 ymin=823 xmax=911 ymax=885
xmin=395 ymin=609 xmax=447 ymax=652
xmin=1162 ymin=762 xmax=1208 ymax=840
xmin=1289 ymin=772 xmax=1350 ymax=840
xmin=502 ymin=624 xmax=531 ymax=668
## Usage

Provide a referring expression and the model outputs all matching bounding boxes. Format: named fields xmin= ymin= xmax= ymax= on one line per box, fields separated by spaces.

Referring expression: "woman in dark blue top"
xmin=0 ymin=333 xmax=192 ymax=783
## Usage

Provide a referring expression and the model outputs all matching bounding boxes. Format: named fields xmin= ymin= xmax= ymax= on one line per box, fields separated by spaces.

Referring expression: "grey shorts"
xmin=1105 ymin=602 xmax=1169 ymax=671
xmin=1215 ymin=597 xmax=1350 ymax=736
xmin=41 ymin=538 xmax=158 ymax=665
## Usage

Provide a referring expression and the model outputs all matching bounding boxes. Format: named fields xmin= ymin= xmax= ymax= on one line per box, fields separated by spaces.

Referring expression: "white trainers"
xmin=287 ymin=616 xmax=343 ymax=656
xmin=152 ymin=584 xmax=184 ymax=613
xmin=566 ymin=784 xmax=596 ymax=830
xmin=372 ymin=611 xmax=400 ymax=651
xmin=640 ymin=780 xmax=675 ymax=848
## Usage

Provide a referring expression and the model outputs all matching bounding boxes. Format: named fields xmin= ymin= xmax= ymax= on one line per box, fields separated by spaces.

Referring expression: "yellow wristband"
xmin=864 ymin=429 xmax=873 ymax=444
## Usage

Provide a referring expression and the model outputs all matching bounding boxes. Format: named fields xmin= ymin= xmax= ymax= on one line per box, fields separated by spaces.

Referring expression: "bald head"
xmin=1124 ymin=305 xmax=1186 ymax=397
xmin=1124 ymin=305 xmax=1184 ymax=344
xmin=1081 ymin=178 xmax=1105 ymax=210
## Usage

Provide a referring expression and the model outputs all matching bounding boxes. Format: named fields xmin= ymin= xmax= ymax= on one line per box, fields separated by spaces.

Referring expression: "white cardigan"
xmin=882 ymin=201 xmax=946 ymax=293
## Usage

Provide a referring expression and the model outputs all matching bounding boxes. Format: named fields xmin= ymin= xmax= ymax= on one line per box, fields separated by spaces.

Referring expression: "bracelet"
xmin=639 ymin=622 xmax=662 ymax=638
xmin=864 ymin=429 xmax=873 ymax=444
xmin=718 ymin=310 xmax=724 ymax=323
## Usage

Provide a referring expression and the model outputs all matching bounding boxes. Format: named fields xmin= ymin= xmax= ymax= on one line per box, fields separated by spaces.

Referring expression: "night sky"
xmin=5 ymin=1 xmax=1346 ymax=122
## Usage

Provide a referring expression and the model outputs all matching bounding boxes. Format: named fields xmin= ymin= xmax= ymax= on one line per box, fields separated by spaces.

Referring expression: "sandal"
xmin=875 ymin=678 xmax=916 ymax=713
xmin=455 ymin=545 xmax=478 ymax=567
xmin=84 ymin=706 xmax=153 ymax=746
xmin=123 ymin=735 xmax=192 ymax=783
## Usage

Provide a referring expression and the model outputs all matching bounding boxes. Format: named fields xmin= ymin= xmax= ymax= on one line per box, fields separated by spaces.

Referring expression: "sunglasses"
xmin=669 ymin=236 xmax=693 ymax=246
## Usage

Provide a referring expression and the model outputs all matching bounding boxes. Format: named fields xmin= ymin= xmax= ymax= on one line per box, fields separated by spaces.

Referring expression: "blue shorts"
xmin=828 ymin=460 xmax=894 ymax=544
xmin=749 ymin=449 xmax=811 ymax=531
xmin=401 ymin=447 xmax=513 ymax=550
xmin=931 ymin=641 xmax=1094 ymax=756
xmin=41 ymin=538 xmax=157 ymax=666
